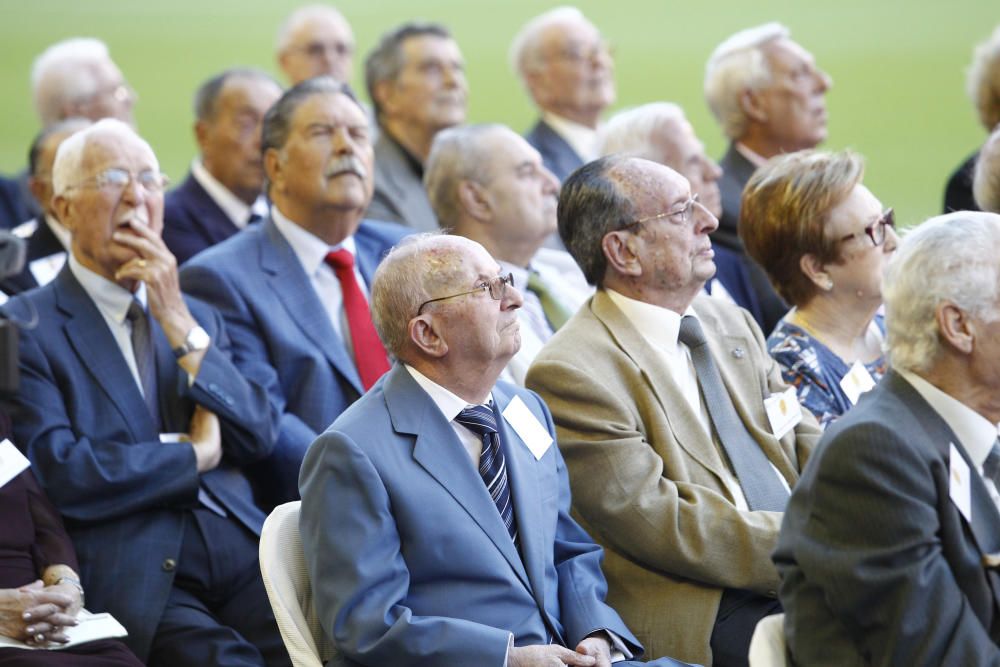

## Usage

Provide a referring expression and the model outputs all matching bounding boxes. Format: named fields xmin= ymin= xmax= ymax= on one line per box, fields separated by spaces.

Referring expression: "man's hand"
xmin=509 ymin=644 xmax=598 ymax=666
xmin=575 ymin=636 xmax=613 ymax=667
xmin=189 ymin=405 xmax=222 ymax=473
xmin=0 ymin=580 xmax=77 ymax=645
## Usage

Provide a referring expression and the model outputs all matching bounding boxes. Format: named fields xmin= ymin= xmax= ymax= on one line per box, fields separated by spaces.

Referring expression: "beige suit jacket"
xmin=525 ymin=290 xmax=821 ymax=665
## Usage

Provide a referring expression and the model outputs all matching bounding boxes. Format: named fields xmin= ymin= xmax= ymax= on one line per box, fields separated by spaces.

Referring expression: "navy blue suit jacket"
xmin=299 ymin=365 xmax=687 ymax=666
xmin=163 ymin=171 xmax=246 ymax=264
xmin=180 ymin=217 xmax=409 ymax=507
xmin=525 ymin=119 xmax=584 ymax=184
xmin=0 ymin=217 xmax=65 ymax=295
xmin=1 ymin=267 xmax=275 ymax=660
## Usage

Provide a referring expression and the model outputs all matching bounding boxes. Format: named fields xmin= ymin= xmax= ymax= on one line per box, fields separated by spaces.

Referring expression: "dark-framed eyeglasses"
xmin=67 ymin=168 xmax=169 ymax=194
xmin=838 ymin=208 xmax=895 ymax=247
xmin=623 ymin=194 xmax=702 ymax=232
xmin=416 ymin=273 xmax=514 ymax=315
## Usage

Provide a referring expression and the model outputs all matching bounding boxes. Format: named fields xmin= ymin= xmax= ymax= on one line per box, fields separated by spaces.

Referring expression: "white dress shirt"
xmin=270 ymin=206 xmax=368 ymax=355
xmin=901 ymin=370 xmax=1000 ymax=513
xmin=191 ymin=159 xmax=268 ymax=228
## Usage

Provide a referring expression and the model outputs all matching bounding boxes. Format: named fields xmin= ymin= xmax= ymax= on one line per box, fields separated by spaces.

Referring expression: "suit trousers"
xmin=147 ymin=508 xmax=290 ymax=667
xmin=709 ymin=588 xmax=782 ymax=667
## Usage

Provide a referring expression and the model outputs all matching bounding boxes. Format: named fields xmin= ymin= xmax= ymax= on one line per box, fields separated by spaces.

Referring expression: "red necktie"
xmin=325 ymin=248 xmax=390 ymax=390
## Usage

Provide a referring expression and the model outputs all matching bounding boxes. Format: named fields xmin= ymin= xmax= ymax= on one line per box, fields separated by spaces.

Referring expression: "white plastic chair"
xmin=748 ymin=612 xmax=789 ymax=666
xmin=259 ymin=501 xmax=336 ymax=667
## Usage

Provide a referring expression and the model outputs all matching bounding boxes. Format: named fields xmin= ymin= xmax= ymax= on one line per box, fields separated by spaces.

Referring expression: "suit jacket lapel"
xmin=55 ymin=268 xmax=159 ymax=440
xmin=384 ymin=367 xmax=531 ymax=591
xmin=259 ymin=220 xmax=363 ymax=394
xmin=591 ymin=291 xmax=731 ymax=481
xmin=185 ymin=175 xmax=239 ymax=244
xmin=353 ymin=224 xmax=384 ymax=287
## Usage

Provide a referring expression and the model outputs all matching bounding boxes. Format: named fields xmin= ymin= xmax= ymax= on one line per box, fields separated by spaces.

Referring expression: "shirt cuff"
xmin=588 ymin=629 xmax=632 ymax=662
xmin=503 ymin=632 xmax=514 ymax=667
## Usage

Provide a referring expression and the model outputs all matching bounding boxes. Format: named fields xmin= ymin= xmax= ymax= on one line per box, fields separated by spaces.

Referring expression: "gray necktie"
xmin=678 ymin=315 xmax=789 ymax=511
xmin=126 ymin=299 xmax=159 ymax=429
xmin=982 ymin=440 xmax=1000 ymax=488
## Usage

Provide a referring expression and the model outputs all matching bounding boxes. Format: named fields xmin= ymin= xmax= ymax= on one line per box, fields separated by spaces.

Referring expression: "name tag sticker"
xmin=502 ymin=396 xmax=553 ymax=461
xmin=840 ymin=361 xmax=877 ymax=405
xmin=28 ymin=252 xmax=67 ymax=287
xmin=159 ymin=433 xmax=191 ymax=443
xmin=950 ymin=443 xmax=972 ymax=523
xmin=764 ymin=387 xmax=802 ymax=440
xmin=0 ymin=439 xmax=30 ymax=490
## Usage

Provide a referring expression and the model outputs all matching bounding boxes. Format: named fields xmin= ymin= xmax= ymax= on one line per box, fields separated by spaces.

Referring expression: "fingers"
xmin=17 ymin=579 xmax=44 ymax=592
xmin=559 ymin=649 xmax=597 ymax=666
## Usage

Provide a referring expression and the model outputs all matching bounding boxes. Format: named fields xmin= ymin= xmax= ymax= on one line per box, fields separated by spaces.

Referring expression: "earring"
xmin=821 ymin=279 xmax=833 ymax=291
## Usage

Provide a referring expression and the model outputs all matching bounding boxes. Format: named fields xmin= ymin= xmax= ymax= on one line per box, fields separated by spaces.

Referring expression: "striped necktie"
xmin=455 ymin=404 xmax=519 ymax=546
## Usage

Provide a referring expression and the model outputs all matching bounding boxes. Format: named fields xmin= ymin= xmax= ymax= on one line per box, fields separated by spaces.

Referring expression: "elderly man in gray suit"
xmin=775 ymin=211 xmax=1000 ymax=666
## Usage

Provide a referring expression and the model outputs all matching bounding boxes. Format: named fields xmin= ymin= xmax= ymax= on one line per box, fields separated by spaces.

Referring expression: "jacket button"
xmin=162 ymin=558 xmax=177 ymax=572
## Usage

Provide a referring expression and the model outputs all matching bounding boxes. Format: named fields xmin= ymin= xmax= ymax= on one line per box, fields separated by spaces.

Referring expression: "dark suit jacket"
xmin=365 ymin=132 xmax=439 ymax=232
xmin=716 ymin=143 xmax=788 ymax=336
xmin=180 ymin=217 xmax=409 ymax=507
xmin=708 ymin=242 xmax=764 ymax=327
xmin=1 ymin=267 xmax=275 ymax=660
xmin=943 ymin=149 xmax=981 ymax=214
xmin=299 ymin=365 xmax=687 ymax=666
xmin=0 ymin=171 xmax=38 ymax=231
xmin=163 ymin=171 xmax=246 ymax=264
xmin=0 ymin=217 xmax=65 ymax=295
xmin=774 ymin=370 xmax=1000 ymax=666
xmin=524 ymin=119 xmax=584 ymax=184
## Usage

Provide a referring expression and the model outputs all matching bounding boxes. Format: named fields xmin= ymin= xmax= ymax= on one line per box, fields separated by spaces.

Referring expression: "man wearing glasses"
xmin=275 ymin=4 xmax=356 ymax=85
xmin=526 ymin=155 xmax=822 ymax=667
xmin=1 ymin=119 xmax=289 ymax=666
xmin=300 ymin=233 xmax=692 ymax=667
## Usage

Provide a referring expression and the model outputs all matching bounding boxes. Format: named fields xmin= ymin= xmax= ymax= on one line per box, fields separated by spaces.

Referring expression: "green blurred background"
xmin=0 ymin=0 xmax=996 ymax=227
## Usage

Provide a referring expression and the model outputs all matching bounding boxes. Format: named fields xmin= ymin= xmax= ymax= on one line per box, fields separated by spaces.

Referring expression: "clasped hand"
xmin=0 ymin=579 xmax=82 ymax=646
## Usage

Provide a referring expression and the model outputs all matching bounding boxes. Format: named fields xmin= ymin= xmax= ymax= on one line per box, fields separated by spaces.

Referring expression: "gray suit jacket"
xmin=365 ymin=131 xmax=439 ymax=232
xmin=774 ymin=370 xmax=1000 ymax=666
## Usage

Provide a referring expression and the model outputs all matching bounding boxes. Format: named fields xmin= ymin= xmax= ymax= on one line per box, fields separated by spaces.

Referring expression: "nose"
xmin=704 ymin=157 xmax=722 ymax=182
xmin=883 ymin=224 xmax=900 ymax=252
xmin=121 ymin=173 xmax=146 ymax=205
xmin=541 ymin=166 xmax=559 ymax=194
xmin=694 ymin=200 xmax=719 ymax=234
xmin=331 ymin=126 xmax=355 ymax=153
xmin=816 ymin=68 xmax=832 ymax=93
xmin=503 ymin=284 xmax=524 ymax=311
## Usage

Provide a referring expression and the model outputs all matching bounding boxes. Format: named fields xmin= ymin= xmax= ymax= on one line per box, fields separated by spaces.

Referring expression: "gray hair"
xmin=557 ymin=154 xmax=636 ymax=286
xmin=883 ymin=211 xmax=1000 ymax=373
xmin=509 ymin=6 xmax=585 ymax=82
xmin=704 ymin=22 xmax=789 ymax=141
xmin=364 ymin=21 xmax=452 ymax=120
xmin=261 ymin=76 xmax=359 ymax=155
xmin=424 ymin=123 xmax=505 ymax=229
xmin=974 ymin=126 xmax=1000 ymax=212
xmin=275 ymin=4 xmax=351 ymax=54
xmin=31 ymin=38 xmax=114 ymax=127
xmin=598 ymin=102 xmax=686 ymax=160
xmin=193 ymin=68 xmax=279 ymax=122
xmin=52 ymin=118 xmax=157 ymax=197
xmin=967 ymin=24 xmax=1000 ymax=131
xmin=370 ymin=232 xmax=467 ymax=359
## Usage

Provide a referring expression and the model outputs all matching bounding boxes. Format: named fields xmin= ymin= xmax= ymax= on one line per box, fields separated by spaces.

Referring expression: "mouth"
xmin=115 ymin=211 xmax=149 ymax=231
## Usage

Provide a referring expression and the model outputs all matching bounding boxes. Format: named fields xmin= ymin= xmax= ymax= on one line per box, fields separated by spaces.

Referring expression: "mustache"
xmin=325 ymin=155 xmax=368 ymax=180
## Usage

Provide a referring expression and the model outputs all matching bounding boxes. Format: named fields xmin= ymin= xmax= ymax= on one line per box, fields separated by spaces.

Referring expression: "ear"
xmin=799 ymin=253 xmax=832 ymax=291
xmin=194 ymin=119 xmax=210 ymax=153
xmin=936 ymin=302 xmax=974 ymax=355
xmin=601 ymin=231 xmax=642 ymax=278
xmin=457 ymin=180 xmax=491 ymax=222
xmin=27 ymin=176 xmax=47 ymax=209
xmin=740 ymin=87 xmax=768 ymax=124
xmin=52 ymin=194 xmax=73 ymax=232
xmin=372 ymin=80 xmax=397 ymax=117
xmin=264 ymin=148 xmax=283 ymax=191
xmin=408 ymin=315 xmax=449 ymax=359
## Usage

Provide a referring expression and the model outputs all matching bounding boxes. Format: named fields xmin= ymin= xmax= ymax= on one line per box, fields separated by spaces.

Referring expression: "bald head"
xmin=32 ymin=38 xmax=135 ymax=127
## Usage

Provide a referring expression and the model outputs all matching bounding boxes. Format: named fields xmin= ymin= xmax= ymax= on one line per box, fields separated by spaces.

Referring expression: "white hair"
xmin=52 ymin=118 xmax=158 ymax=197
xmin=883 ymin=211 xmax=1000 ymax=373
xmin=275 ymin=4 xmax=350 ymax=54
xmin=509 ymin=6 xmax=585 ymax=82
xmin=974 ymin=126 xmax=1000 ymax=212
xmin=31 ymin=38 xmax=113 ymax=127
xmin=598 ymin=102 xmax=686 ymax=159
xmin=966 ymin=24 xmax=1000 ymax=131
xmin=704 ymin=22 xmax=789 ymax=141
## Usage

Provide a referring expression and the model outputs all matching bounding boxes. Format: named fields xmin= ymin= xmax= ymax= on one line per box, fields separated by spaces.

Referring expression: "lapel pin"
xmin=731 ymin=347 xmax=745 ymax=359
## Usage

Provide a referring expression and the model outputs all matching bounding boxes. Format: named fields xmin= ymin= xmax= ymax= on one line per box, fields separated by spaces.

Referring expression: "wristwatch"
xmin=173 ymin=325 xmax=211 ymax=358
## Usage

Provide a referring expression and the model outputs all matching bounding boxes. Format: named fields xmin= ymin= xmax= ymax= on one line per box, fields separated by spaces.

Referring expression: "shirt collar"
xmin=44 ymin=214 xmax=72 ymax=251
xmin=542 ymin=111 xmax=600 ymax=162
xmin=733 ymin=142 xmax=769 ymax=168
xmin=191 ymin=159 xmax=267 ymax=228
xmin=270 ymin=205 xmax=357 ymax=276
xmin=605 ymin=288 xmax=697 ymax=353
xmin=405 ymin=364 xmax=494 ymax=422
xmin=68 ymin=252 xmax=147 ymax=324
xmin=899 ymin=369 xmax=999 ymax=467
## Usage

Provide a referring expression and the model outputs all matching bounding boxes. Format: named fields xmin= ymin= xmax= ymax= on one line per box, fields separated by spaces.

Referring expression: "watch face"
xmin=188 ymin=326 xmax=211 ymax=350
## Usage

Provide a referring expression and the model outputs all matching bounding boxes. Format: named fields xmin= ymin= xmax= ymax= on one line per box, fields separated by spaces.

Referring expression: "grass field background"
xmin=0 ymin=0 xmax=996 ymax=228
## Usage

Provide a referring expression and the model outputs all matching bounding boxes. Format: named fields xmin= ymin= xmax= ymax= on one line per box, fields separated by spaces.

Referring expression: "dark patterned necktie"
xmin=455 ymin=404 xmax=519 ymax=546
xmin=678 ymin=315 xmax=788 ymax=511
xmin=126 ymin=299 xmax=159 ymax=429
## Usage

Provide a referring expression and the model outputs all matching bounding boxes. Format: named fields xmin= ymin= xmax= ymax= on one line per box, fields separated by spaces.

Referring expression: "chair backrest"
xmin=259 ymin=501 xmax=336 ymax=667
xmin=748 ymin=612 xmax=789 ymax=667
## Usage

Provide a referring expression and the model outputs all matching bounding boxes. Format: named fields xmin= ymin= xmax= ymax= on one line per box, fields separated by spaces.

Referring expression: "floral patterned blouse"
xmin=767 ymin=315 xmax=888 ymax=429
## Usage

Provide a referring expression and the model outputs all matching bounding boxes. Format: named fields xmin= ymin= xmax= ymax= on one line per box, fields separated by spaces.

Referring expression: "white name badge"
xmin=0 ymin=439 xmax=30 ymax=489
xmin=502 ymin=396 xmax=553 ymax=461
xmin=949 ymin=443 xmax=972 ymax=523
xmin=764 ymin=387 xmax=802 ymax=440
xmin=28 ymin=252 xmax=67 ymax=287
xmin=840 ymin=361 xmax=877 ymax=406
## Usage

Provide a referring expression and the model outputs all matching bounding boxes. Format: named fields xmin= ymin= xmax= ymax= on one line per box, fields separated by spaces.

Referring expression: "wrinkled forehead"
xmin=422 ymin=237 xmax=499 ymax=286
xmin=613 ymin=158 xmax=689 ymax=208
xmin=291 ymin=12 xmax=354 ymax=46
xmin=81 ymin=130 xmax=158 ymax=173
xmin=763 ymin=37 xmax=815 ymax=72
xmin=291 ymin=90 xmax=368 ymax=128
xmin=540 ymin=16 xmax=600 ymax=51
